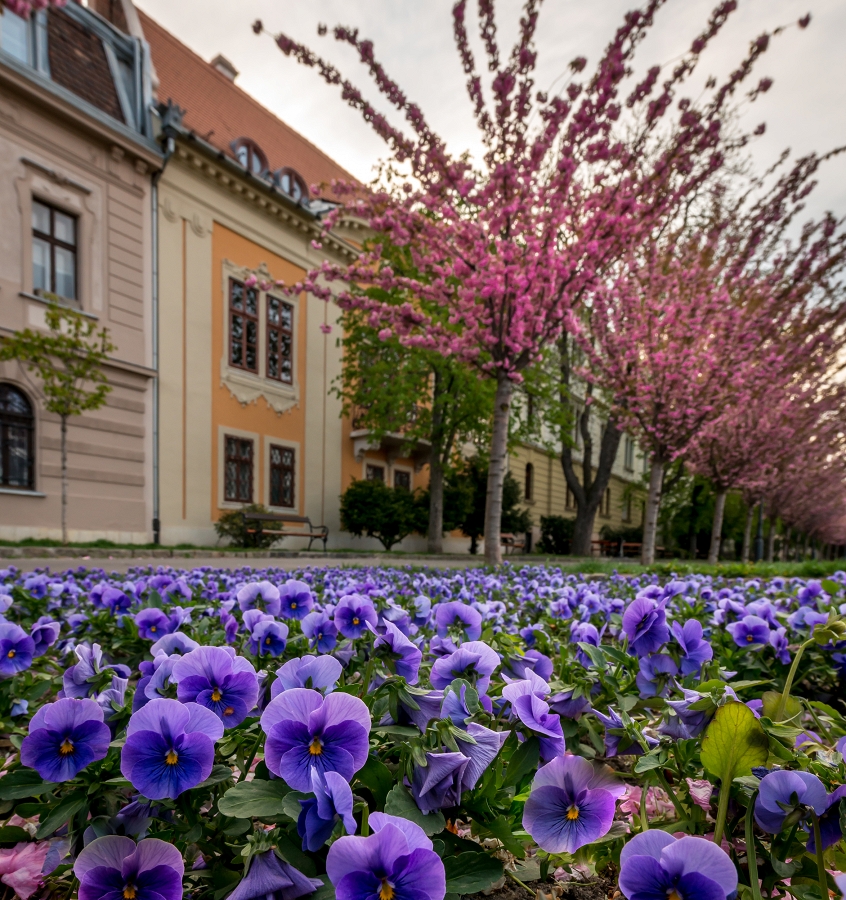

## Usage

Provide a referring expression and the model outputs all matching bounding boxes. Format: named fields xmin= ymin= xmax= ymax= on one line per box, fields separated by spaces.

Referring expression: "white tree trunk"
xmin=61 ymin=415 xmax=68 ymax=545
xmin=640 ymin=459 xmax=664 ymax=565
xmin=707 ymin=490 xmax=727 ymax=565
xmin=483 ymin=376 xmax=514 ymax=567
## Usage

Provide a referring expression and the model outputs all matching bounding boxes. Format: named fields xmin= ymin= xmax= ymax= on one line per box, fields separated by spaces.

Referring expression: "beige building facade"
xmin=0 ymin=2 xmax=160 ymax=543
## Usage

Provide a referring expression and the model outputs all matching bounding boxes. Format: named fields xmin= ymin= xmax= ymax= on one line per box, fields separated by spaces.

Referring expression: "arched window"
xmin=524 ymin=462 xmax=534 ymax=501
xmin=0 ymin=384 xmax=34 ymax=489
xmin=274 ymin=167 xmax=309 ymax=204
xmin=230 ymin=138 xmax=268 ymax=177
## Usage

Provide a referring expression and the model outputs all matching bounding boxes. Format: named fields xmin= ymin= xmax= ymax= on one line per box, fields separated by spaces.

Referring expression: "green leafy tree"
xmin=339 ymin=478 xmax=421 ymax=551
xmin=335 ymin=241 xmax=494 ymax=554
xmin=0 ymin=304 xmax=114 ymax=544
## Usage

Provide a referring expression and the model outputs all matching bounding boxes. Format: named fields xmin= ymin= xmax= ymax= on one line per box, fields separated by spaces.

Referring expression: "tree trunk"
xmin=641 ymin=459 xmax=664 ymax=565
xmin=427 ymin=457 xmax=444 ymax=554
xmin=60 ymin=414 xmax=68 ymax=545
xmin=741 ymin=505 xmax=754 ymax=563
xmin=688 ymin=482 xmax=702 ymax=560
xmin=766 ymin=519 xmax=776 ymax=563
xmin=483 ymin=375 xmax=514 ymax=566
xmin=707 ymin=489 xmax=727 ymax=565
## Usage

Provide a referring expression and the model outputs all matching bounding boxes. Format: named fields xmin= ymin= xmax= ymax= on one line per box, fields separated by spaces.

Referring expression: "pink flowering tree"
xmin=1 ymin=0 xmax=64 ymax=17
xmin=260 ymin=0 xmax=780 ymax=563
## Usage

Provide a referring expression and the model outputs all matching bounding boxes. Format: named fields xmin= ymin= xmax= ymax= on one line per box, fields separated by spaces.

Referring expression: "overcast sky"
xmin=134 ymin=0 xmax=846 ymax=222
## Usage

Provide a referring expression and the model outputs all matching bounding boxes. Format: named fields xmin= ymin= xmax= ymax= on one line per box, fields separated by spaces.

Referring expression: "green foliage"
xmin=701 ymin=701 xmax=769 ymax=783
xmin=599 ymin=523 xmax=644 ymax=543
xmin=443 ymin=853 xmax=504 ymax=894
xmin=216 ymin=780 xmax=290 ymax=819
xmin=0 ymin=303 xmax=114 ymax=418
xmin=384 ymin=783 xmax=446 ymax=835
xmin=537 ymin=515 xmax=575 ymax=554
xmin=214 ymin=504 xmax=278 ymax=549
xmin=340 ymin=479 xmax=422 ymax=551
xmin=444 ymin=457 xmax=532 ymax=553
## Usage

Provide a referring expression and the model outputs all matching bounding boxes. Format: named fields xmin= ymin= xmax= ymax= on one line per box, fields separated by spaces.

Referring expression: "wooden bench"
xmin=244 ymin=512 xmax=329 ymax=551
xmin=501 ymin=533 xmax=526 ymax=555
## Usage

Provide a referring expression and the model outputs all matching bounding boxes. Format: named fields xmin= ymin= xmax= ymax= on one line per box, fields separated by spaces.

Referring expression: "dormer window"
xmin=275 ymin=167 xmax=309 ymax=204
xmin=231 ymin=138 xmax=267 ymax=177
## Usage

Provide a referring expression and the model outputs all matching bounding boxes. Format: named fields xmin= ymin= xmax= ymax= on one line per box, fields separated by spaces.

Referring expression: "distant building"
xmin=0 ymin=1 xmax=160 ymax=542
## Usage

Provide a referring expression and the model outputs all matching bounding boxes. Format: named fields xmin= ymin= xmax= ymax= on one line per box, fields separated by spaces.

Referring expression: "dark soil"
xmin=473 ymin=877 xmax=617 ymax=900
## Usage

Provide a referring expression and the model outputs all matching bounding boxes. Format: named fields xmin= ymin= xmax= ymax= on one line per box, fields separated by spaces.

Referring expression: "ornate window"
xmin=366 ymin=464 xmax=385 ymax=482
xmin=274 ymin=167 xmax=309 ymax=203
xmin=228 ymin=278 xmax=258 ymax=372
xmin=231 ymin=138 xmax=268 ymax=177
xmin=224 ymin=435 xmax=253 ymax=502
xmin=524 ymin=463 xmax=534 ymax=501
xmin=32 ymin=199 xmax=77 ymax=301
xmin=0 ymin=384 xmax=34 ymax=490
xmin=269 ymin=444 xmax=295 ymax=508
xmin=267 ymin=296 xmax=293 ymax=384
xmin=394 ymin=470 xmax=411 ymax=491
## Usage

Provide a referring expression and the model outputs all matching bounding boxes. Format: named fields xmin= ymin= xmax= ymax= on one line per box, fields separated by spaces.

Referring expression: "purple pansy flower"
xmin=237 ymin=581 xmax=281 ymax=616
xmin=74 ymin=836 xmax=184 ymax=900
xmin=249 ymin=620 xmax=289 ymax=658
xmin=121 ymin=698 xmax=223 ymax=800
xmin=754 ymin=770 xmax=827 ymax=833
xmin=670 ymin=620 xmax=713 ymax=675
xmin=727 ymin=615 xmax=770 ymax=648
xmin=334 ymin=595 xmax=378 ymax=640
xmin=523 ymin=755 xmax=623 ymax=853
xmin=298 ymin=767 xmax=357 ymax=851
xmin=769 ymin=627 xmax=791 ymax=664
xmin=261 ymin=688 xmax=371 ymax=791
xmin=227 ymin=850 xmax=321 ymax=900
xmin=134 ymin=609 xmax=171 ymax=641
xmin=301 ymin=611 xmax=338 ymax=654
xmin=21 ymin=698 xmax=110 ymax=782
xmin=435 ymin=601 xmax=482 ymax=642
xmin=594 ymin=707 xmax=658 ymax=757
xmin=622 ymin=595 xmax=669 ymax=657
xmin=371 ymin=621 xmax=422 ymax=684
xmin=0 ymin=622 xmax=35 ymax=678
xmin=618 ymin=831 xmax=738 ymax=900
xmin=272 ymin=656 xmax=343 ymax=697
xmin=62 ymin=644 xmax=131 ymax=700
xmin=172 ymin=645 xmax=259 ymax=728
xmin=326 ymin=813 xmax=445 ymax=900
xmin=806 ymin=784 xmax=846 ymax=854
xmin=29 ymin=616 xmax=61 ymax=656
xmin=430 ymin=641 xmax=499 ymax=694
xmin=636 ymin=654 xmax=679 ymax=699
xmin=150 ymin=632 xmax=199 ymax=657
xmin=278 ymin=581 xmax=314 ymax=620
xmin=510 ymin=691 xmax=565 ymax=762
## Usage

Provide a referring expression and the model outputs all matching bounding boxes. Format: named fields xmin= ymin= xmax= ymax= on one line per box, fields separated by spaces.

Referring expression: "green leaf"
xmin=217 ymin=780 xmax=290 ymax=819
xmin=0 ymin=826 xmax=31 ymax=844
xmin=701 ymin=701 xmax=769 ymax=784
xmin=372 ymin=725 xmax=421 ymax=738
xmin=193 ymin=765 xmax=234 ymax=791
xmin=0 ymin=770 xmax=54 ymax=801
xmin=501 ymin=736 xmax=539 ymax=789
xmin=762 ymin=691 xmax=801 ymax=723
xmin=281 ymin=791 xmax=310 ymax=823
xmin=821 ymin=579 xmax=841 ymax=596
xmin=309 ymin=877 xmax=335 ymax=900
xmin=444 ymin=853 xmax=504 ymax=894
xmin=634 ymin=750 xmax=666 ymax=773
xmin=36 ymin=794 xmax=87 ymax=839
xmin=383 ymin=784 xmax=445 ymax=836
xmin=355 ymin=756 xmax=393 ymax=808
xmin=481 ymin=815 xmax=526 ymax=858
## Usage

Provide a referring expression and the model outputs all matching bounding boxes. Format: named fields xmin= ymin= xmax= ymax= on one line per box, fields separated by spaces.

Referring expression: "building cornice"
xmin=166 ymin=131 xmax=359 ymax=263
xmin=0 ymin=57 xmax=162 ymax=170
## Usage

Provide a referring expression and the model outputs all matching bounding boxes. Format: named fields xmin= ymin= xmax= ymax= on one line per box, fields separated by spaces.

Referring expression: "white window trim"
xmin=217 ymin=425 xmax=260 ymax=511
xmin=392 ymin=463 xmax=413 ymax=490
xmin=219 ymin=259 xmax=300 ymax=415
xmin=263 ymin=435 xmax=300 ymax=513
xmin=362 ymin=457 xmax=386 ymax=482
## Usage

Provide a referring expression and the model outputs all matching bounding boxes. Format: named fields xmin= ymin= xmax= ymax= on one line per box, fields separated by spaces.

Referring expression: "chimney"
xmin=211 ymin=54 xmax=238 ymax=82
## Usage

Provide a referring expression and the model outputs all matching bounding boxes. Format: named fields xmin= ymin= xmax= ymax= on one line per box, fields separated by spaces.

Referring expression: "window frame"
xmin=32 ymin=198 xmax=78 ymax=302
xmin=624 ymin=437 xmax=635 ymax=472
xmin=524 ymin=462 xmax=534 ymax=501
xmin=230 ymin=138 xmax=268 ymax=178
xmin=0 ymin=384 xmax=35 ymax=491
xmin=223 ymin=434 xmax=254 ymax=503
xmin=266 ymin=294 xmax=294 ymax=385
xmin=600 ymin=487 xmax=612 ymax=518
xmin=228 ymin=277 xmax=259 ymax=374
xmin=268 ymin=443 xmax=296 ymax=509
xmin=365 ymin=463 xmax=385 ymax=482
xmin=393 ymin=469 xmax=411 ymax=491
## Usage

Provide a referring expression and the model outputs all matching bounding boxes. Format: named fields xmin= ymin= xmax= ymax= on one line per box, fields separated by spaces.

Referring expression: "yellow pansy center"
xmin=7 ymin=649 xmax=15 ymax=659
xmin=211 ymin=687 xmax=223 ymax=702
xmin=746 ymin=634 xmax=754 ymax=642
xmin=59 ymin=738 xmax=74 ymax=756
xmin=309 ymin=737 xmax=323 ymax=756
xmin=165 ymin=749 xmax=179 ymax=765
xmin=290 ymin=602 xmax=297 ymax=610
xmin=379 ymin=880 xmax=394 ymax=900
xmin=150 ymin=626 xmax=157 ymax=633
xmin=352 ymin=617 xmax=360 ymax=626
xmin=265 ymin=637 xmax=272 ymax=645
xmin=667 ymin=892 xmax=682 ymax=900
xmin=224 ymin=706 xmax=235 ymax=717
xmin=566 ymin=805 xmax=580 ymax=821
xmin=123 ymin=885 xmax=137 ymax=899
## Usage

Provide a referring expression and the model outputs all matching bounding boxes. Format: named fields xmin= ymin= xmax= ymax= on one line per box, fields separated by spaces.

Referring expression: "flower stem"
xmin=505 ymin=871 xmax=534 ymax=898
xmin=775 ymin=638 xmax=811 ymax=721
xmin=239 ymin=730 xmax=263 ymax=782
xmin=359 ymin=653 xmax=376 ymax=700
xmin=810 ymin=812 xmax=828 ymax=900
xmin=656 ymin=771 xmax=687 ymax=821
xmin=745 ymin=798 xmax=762 ymax=900
xmin=713 ymin=779 xmax=731 ymax=847
xmin=639 ymin=783 xmax=649 ymax=832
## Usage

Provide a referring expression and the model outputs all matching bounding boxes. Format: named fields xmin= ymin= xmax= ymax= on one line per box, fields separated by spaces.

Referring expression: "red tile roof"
xmin=137 ymin=9 xmax=355 ymax=195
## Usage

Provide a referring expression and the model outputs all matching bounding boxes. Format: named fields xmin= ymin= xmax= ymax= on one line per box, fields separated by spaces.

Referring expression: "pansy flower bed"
xmin=0 ymin=564 xmax=845 ymax=900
